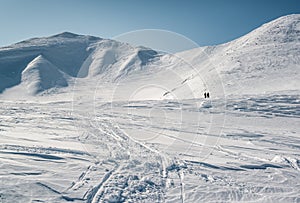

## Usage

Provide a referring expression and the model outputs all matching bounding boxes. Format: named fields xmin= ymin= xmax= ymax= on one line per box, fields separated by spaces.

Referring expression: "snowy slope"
xmin=0 ymin=32 xmax=159 ymax=96
xmin=175 ymin=14 xmax=300 ymax=96
xmin=21 ymin=55 xmax=68 ymax=95
xmin=81 ymin=40 xmax=158 ymax=80
xmin=0 ymin=14 xmax=300 ymax=203
xmin=0 ymin=32 xmax=99 ymax=93
xmin=105 ymin=14 xmax=299 ymax=102
xmin=1 ymin=15 xmax=299 ymax=99
xmin=1 ymin=93 xmax=299 ymax=202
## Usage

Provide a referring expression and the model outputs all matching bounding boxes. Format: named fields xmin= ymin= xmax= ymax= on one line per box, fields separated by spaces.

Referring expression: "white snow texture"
xmin=0 ymin=14 xmax=299 ymax=203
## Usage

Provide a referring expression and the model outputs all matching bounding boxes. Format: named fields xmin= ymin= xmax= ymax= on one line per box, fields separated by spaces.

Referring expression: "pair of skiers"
xmin=204 ymin=92 xmax=210 ymax=98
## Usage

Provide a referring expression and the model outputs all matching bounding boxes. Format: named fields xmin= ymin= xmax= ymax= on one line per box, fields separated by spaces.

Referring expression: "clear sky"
xmin=0 ymin=0 xmax=299 ymax=48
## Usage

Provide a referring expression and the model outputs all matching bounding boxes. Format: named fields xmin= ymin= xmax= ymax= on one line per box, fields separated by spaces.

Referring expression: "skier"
xmin=207 ymin=92 xmax=210 ymax=98
xmin=204 ymin=92 xmax=207 ymax=98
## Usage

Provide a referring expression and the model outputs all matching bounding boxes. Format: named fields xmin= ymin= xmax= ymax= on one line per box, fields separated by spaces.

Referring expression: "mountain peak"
xmin=51 ymin=32 xmax=80 ymax=38
xmin=49 ymin=32 xmax=102 ymax=41
xmin=0 ymin=14 xmax=298 ymax=96
xmin=229 ymin=14 xmax=300 ymax=47
xmin=274 ymin=13 xmax=300 ymax=22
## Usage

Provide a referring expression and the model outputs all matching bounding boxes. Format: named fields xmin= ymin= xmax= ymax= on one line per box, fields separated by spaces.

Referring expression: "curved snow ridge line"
xmin=184 ymin=160 xmax=244 ymax=171
xmin=215 ymin=145 xmax=271 ymax=162
xmin=21 ymin=54 xmax=68 ymax=95
xmin=240 ymin=163 xmax=283 ymax=170
xmin=0 ymin=144 xmax=90 ymax=156
xmin=36 ymin=182 xmax=61 ymax=194
xmin=0 ymin=150 xmax=64 ymax=160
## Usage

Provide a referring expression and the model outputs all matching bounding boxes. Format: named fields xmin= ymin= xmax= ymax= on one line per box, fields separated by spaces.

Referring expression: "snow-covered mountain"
xmin=1 ymin=15 xmax=300 ymax=203
xmin=0 ymin=15 xmax=299 ymax=99
xmin=1 ymin=15 xmax=299 ymax=99
xmin=174 ymin=14 xmax=300 ymax=97
xmin=21 ymin=55 xmax=68 ymax=95
xmin=0 ymin=32 xmax=159 ymax=96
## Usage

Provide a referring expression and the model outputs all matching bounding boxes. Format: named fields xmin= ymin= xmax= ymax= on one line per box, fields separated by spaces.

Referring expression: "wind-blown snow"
xmin=0 ymin=15 xmax=299 ymax=203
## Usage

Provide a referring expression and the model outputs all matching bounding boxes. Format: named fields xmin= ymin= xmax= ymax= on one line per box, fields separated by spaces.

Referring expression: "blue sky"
xmin=0 ymin=0 xmax=299 ymax=49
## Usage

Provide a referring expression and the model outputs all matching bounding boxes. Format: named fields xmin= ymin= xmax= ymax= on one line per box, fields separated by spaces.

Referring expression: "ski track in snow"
xmin=1 ymin=94 xmax=299 ymax=202
xmin=0 ymin=15 xmax=300 ymax=202
xmin=91 ymin=120 xmax=168 ymax=202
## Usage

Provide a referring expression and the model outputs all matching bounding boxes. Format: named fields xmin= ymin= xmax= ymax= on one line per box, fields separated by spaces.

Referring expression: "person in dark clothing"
xmin=204 ymin=92 xmax=207 ymax=98
xmin=207 ymin=92 xmax=210 ymax=98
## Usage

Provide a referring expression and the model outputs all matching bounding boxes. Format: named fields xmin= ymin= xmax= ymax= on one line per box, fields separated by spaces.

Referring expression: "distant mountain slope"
xmin=0 ymin=32 xmax=159 ymax=95
xmin=79 ymin=39 xmax=158 ymax=80
xmin=0 ymin=14 xmax=299 ymax=98
xmin=0 ymin=32 xmax=100 ymax=93
xmin=175 ymin=14 xmax=300 ymax=96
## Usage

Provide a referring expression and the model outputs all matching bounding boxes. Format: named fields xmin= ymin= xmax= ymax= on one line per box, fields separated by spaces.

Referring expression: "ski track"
xmin=1 ymin=14 xmax=300 ymax=202
xmin=70 ymin=111 xmax=171 ymax=202
xmin=1 ymin=92 xmax=300 ymax=202
xmin=87 ymin=162 xmax=120 ymax=203
xmin=178 ymin=169 xmax=185 ymax=203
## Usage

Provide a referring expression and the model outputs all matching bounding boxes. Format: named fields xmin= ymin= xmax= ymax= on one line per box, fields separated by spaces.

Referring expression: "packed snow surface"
xmin=0 ymin=15 xmax=299 ymax=202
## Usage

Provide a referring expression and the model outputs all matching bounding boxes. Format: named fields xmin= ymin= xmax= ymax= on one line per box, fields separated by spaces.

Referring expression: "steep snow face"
xmin=0 ymin=32 xmax=159 ymax=95
xmin=0 ymin=32 xmax=101 ymax=93
xmin=1 ymin=32 xmax=101 ymax=77
xmin=81 ymin=40 xmax=158 ymax=79
xmin=233 ymin=14 xmax=300 ymax=46
xmin=176 ymin=14 xmax=300 ymax=96
xmin=21 ymin=55 xmax=67 ymax=95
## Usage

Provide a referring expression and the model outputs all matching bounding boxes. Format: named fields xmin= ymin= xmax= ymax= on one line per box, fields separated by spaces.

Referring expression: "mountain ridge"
xmin=0 ymin=14 xmax=299 ymax=98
